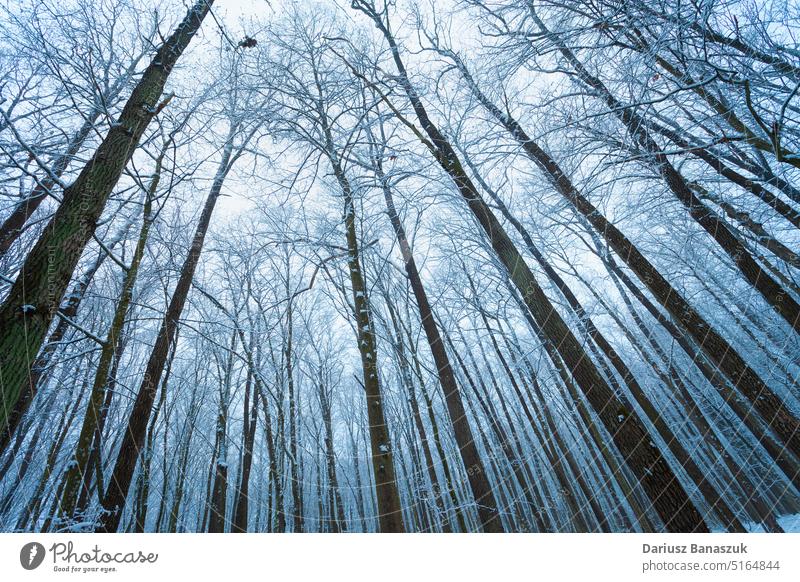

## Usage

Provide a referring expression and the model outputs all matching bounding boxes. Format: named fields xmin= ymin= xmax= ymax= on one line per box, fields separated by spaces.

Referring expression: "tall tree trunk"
xmin=378 ymin=292 xmax=450 ymax=531
xmin=0 ymin=0 xmax=214 ymax=436
xmin=450 ymin=48 xmax=800 ymax=477
xmin=208 ymin=330 xmax=236 ymax=533
xmin=97 ymin=126 xmax=235 ymax=532
xmin=232 ymin=368 xmax=258 ymax=533
xmin=396 ymin=311 xmax=470 ymax=532
xmin=58 ymin=143 xmax=165 ymax=521
xmin=283 ymin=297 xmax=304 ymax=532
xmin=258 ymin=381 xmax=285 ymax=532
xmin=353 ymin=2 xmax=707 ymax=532
xmin=318 ymin=375 xmax=347 ymax=532
xmin=319 ymin=126 xmax=405 ymax=532
xmin=375 ymin=157 xmax=503 ymax=531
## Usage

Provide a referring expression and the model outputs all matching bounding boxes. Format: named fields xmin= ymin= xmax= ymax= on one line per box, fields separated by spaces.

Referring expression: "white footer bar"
xmin=1 ymin=533 xmax=798 ymax=581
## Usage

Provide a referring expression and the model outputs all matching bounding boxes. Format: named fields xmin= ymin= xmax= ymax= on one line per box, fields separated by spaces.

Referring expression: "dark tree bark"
xmin=284 ymin=297 xmax=304 ymax=532
xmin=97 ymin=126 xmax=236 ymax=533
xmin=0 ymin=0 xmax=215 ymax=437
xmin=352 ymin=0 xmax=708 ymax=532
xmin=58 ymin=139 xmax=167 ymax=522
xmin=208 ymin=330 xmax=237 ymax=533
xmin=317 ymin=374 xmax=347 ymax=532
xmin=447 ymin=47 xmax=800 ymax=477
xmin=528 ymin=10 xmax=800 ymax=331
xmin=232 ymin=369 xmax=258 ymax=533
xmin=320 ymin=124 xmax=405 ymax=533
xmin=373 ymin=149 xmax=503 ymax=532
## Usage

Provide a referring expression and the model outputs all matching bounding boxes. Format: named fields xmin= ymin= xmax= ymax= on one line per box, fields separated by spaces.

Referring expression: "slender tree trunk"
xmin=318 ymin=376 xmax=347 ymax=532
xmin=392 ymin=299 xmax=471 ymax=531
xmin=0 ymin=388 xmax=59 ymax=518
xmin=232 ymin=369 xmax=258 ymax=533
xmin=321 ymin=133 xmax=405 ymax=532
xmin=258 ymin=382 xmax=284 ymax=532
xmin=97 ymin=127 xmax=235 ymax=532
xmin=208 ymin=331 xmax=236 ymax=533
xmin=166 ymin=396 xmax=199 ymax=533
xmin=347 ymin=423 xmax=367 ymax=531
xmin=379 ymin=293 xmax=450 ymax=531
xmin=283 ymin=298 xmax=304 ymax=532
xmin=200 ymin=427 xmax=220 ymax=533
xmin=33 ymin=364 xmax=90 ymax=531
xmin=58 ymin=146 xmax=164 ymax=521
xmin=375 ymin=160 xmax=503 ymax=531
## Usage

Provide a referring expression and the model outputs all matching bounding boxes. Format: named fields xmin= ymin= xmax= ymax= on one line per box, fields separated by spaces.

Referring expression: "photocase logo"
xmin=20 ymin=542 xmax=46 ymax=570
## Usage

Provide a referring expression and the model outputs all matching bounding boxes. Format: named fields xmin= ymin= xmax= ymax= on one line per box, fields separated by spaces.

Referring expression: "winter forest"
xmin=0 ymin=0 xmax=799 ymax=534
